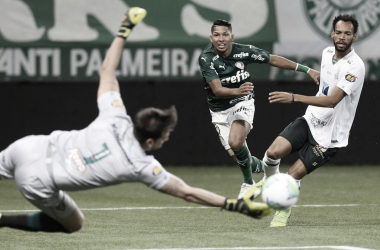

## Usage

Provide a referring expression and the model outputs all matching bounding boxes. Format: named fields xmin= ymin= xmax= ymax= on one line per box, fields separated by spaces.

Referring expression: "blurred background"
xmin=1 ymin=0 xmax=379 ymax=165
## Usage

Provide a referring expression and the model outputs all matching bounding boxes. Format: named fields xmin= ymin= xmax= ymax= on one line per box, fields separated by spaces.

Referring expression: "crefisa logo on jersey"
xmin=303 ymin=0 xmax=380 ymax=42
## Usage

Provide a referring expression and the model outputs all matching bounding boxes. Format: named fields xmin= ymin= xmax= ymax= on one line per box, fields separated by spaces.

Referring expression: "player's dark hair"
xmin=133 ymin=106 xmax=178 ymax=144
xmin=211 ymin=19 xmax=232 ymax=33
xmin=332 ymin=14 xmax=359 ymax=34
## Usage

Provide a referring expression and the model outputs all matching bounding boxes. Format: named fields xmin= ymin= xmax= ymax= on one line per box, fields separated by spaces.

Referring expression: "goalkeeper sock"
xmin=0 ymin=212 xmax=69 ymax=233
xmin=233 ymin=145 xmax=253 ymax=184
xmin=117 ymin=7 xmax=147 ymax=39
xmin=262 ymin=151 xmax=280 ymax=177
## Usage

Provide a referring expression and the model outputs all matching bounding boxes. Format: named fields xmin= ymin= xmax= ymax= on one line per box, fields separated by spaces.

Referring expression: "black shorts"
xmin=279 ymin=117 xmax=339 ymax=174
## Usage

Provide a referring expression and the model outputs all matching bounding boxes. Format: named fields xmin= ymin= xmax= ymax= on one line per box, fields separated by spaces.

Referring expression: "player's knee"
xmin=228 ymin=138 xmax=244 ymax=150
xmin=64 ymin=211 xmax=85 ymax=233
xmin=266 ymin=148 xmax=281 ymax=160
xmin=67 ymin=217 xmax=84 ymax=233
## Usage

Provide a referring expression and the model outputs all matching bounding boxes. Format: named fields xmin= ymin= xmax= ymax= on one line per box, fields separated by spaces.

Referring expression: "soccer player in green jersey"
xmin=198 ymin=19 xmax=320 ymax=199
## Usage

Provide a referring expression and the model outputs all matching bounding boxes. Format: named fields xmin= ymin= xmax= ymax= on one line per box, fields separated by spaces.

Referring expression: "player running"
xmin=0 ymin=8 xmax=271 ymax=234
xmin=257 ymin=14 xmax=365 ymax=227
xmin=198 ymin=20 xmax=320 ymax=199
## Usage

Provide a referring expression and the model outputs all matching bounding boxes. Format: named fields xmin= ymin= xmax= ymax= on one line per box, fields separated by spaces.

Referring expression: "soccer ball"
xmin=261 ymin=173 xmax=299 ymax=210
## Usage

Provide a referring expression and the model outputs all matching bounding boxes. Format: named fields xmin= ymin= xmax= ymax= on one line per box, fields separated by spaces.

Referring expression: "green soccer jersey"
xmin=198 ymin=42 xmax=270 ymax=112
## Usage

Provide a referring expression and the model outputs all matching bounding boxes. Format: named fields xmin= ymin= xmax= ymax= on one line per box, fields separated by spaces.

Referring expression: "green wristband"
xmin=295 ymin=63 xmax=310 ymax=73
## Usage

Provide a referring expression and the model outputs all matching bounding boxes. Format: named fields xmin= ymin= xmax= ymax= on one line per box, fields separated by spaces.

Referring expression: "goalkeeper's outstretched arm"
xmin=159 ymin=175 xmax=272 ymax=219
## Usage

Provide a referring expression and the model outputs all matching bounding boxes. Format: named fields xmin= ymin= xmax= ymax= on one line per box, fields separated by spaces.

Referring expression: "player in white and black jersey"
xmin=256 ymin=14 xmax=365 ymax=227
xmin=0 ymin=8 xmax=272 ymax=234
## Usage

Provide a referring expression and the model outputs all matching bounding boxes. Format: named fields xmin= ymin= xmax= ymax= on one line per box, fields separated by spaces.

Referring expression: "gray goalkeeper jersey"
xmin=47 ymin=91 xmax=170 ymax=191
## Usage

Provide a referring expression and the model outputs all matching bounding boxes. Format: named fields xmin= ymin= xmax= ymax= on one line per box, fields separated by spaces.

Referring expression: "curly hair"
xmin=333 ymin=14 xmax=359 ymax=34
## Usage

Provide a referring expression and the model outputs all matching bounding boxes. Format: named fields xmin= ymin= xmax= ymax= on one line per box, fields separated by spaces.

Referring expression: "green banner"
xmin=0 ymin=0 xmax=277 ymax=81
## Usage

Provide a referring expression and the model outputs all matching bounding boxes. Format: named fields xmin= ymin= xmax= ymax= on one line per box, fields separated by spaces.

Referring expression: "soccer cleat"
xmin=251 ymin=156 xmax=264 ymax=173
xmin=117 ymin=7 xmax=147 ymax=38
xmin=224 ymin=198 xmax=272 ymax=219
xmin=270 ymin=208 xmax=291 ymax=227
xmin=238 ymin=182 xmax=253 ymax=199
xmin=248 ymin=178 xmax=265 ymax=200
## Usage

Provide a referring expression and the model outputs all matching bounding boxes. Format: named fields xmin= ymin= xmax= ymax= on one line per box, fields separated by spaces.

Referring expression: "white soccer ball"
xmin=261 ymin=173 xmax=299 ymax=210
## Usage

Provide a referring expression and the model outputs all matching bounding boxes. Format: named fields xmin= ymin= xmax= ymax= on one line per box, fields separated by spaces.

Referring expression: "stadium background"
xmin=1 ymin=0 xmax=379 ymax=165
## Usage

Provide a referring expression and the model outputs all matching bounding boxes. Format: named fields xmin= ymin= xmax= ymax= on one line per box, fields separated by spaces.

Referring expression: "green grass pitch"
xmin=1 ymin=165 xmax=379 ymax=250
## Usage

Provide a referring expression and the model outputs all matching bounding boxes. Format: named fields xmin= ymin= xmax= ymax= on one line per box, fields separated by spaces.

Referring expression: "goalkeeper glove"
xmin=223 ymin=198 xmax=271 ymax=219
xmin=117 ymin=7 xmax=147 ymax=39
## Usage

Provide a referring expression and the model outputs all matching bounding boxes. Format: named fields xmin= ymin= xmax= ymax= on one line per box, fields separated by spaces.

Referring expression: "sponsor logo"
xmin=233 ymin=52 xmax=249 ymax=58
xmin=235 ymin=61 xmax=245 ymax=70
xmin=312 ymin=162 xmax=318 ymax=167
xmin=112 ymin=100 xmax=124 ymax=108
xmin=219 ymin=63 xmax=226 ymax=70
xmin=67 ymin=148 xmax=86 ymax=172
xmin=152 ymin=164 xmax=163 ymax=176
xmin=327 ymin=49 xmax=334 ymax=53
xmin=220 ymin=70 xmax=250 ymax=85
xmin=210 ymin=62 xmax=215 ymax=70
xmin=251 ymin=54 xmax=265 ymax=61
xmin=312 ymin=145 xmax=327 ymax=160
xmin=303 ymin=0 xmax=380 ymax=42
xmin=322 ymin=81 xmax=329 ymax=95
xmin=345 ymin=73 xmax=357 ymax=82
xmin=334 ymin=68 xmax=341 ymax=80
xmin=309 ymin=113 xmax=328 ymax=128
xmin=201 ymin=57 xmax=207 ymax=62
xmin=232 ymin=106 xmax=250 ymax=116
xmin=212 ymin=55 xmax=219 ymax=61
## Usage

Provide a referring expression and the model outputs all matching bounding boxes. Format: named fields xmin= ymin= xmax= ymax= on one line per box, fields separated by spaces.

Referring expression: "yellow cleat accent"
xmin=270 ymin=208 xmax=291 ymax=227
xmin=243 ymin=185 xmax=273 ymax=218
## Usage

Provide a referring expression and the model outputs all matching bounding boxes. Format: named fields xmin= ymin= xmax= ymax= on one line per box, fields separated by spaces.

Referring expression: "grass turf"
xmin=1 ymin=165 xmax=379 ymax=250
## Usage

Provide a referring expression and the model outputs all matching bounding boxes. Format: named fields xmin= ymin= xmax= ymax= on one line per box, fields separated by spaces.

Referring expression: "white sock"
xmin=262 ymin=151 xmax=281 ymax=178
xmin=286 ymin=172 xmax=301 ymax=189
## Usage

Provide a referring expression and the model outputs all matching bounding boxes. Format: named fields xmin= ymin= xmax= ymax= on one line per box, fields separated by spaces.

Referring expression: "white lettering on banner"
xmin=0 ymin=0 xmax=158 ymax=42
xmin=71 ymin=49 xmax=88 ymax=76
xmin=121 ymin=49 xmax=144 ymax=76
xmin=86 ymin=49 xmax=102 ymax=76
xmin=0 ymin=48 xmax=60 ymax=77
xmin=181 ymin=0 xmax=268 ymax=38
xmin=147 ymin=49 xmax=162 ymax=77
xmin=0 ymin=48 xmax=202 ymax=78
xmin=0 ymin=0 xmax=45 ymax=42
xmin=172 ymin=49 xmax=188 ymax=76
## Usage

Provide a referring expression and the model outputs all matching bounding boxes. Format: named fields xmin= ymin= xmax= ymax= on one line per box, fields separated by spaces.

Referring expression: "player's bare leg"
xmin=270 ymin=155 xmax=304 ymax=227
xmin=229 ymin=120 xmax=256 ymax=198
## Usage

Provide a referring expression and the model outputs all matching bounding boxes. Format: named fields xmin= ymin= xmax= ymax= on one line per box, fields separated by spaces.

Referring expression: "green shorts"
xmin=279 ymin=117 xmax=339 ymax=174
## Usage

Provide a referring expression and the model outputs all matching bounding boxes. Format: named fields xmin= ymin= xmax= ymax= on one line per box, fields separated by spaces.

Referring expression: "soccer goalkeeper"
xmin=0 ymin=7 xmax=271 ymax=234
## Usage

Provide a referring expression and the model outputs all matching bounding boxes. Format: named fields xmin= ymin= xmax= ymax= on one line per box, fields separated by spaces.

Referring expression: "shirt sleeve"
xmin=138 ymin=159 xmax=171 ymax=190
xmin=198 ymin=54 xmax=219 ymax=83
xmin=97 ymin=91 xmax=129 ymax=119
xmin=248 ymin=45 xmax=270 ymax=64
xmin=336 ymin=62 xmax=365 ymax=96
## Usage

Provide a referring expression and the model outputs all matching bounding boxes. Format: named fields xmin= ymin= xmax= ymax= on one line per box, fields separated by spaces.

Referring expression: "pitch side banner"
xmin=0 ymin=0 xmax=379 ymax=82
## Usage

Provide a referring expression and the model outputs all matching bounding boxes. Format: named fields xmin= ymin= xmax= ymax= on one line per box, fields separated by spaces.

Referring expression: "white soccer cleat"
xmin=238 ymin=182 xmax=253 ymax=199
